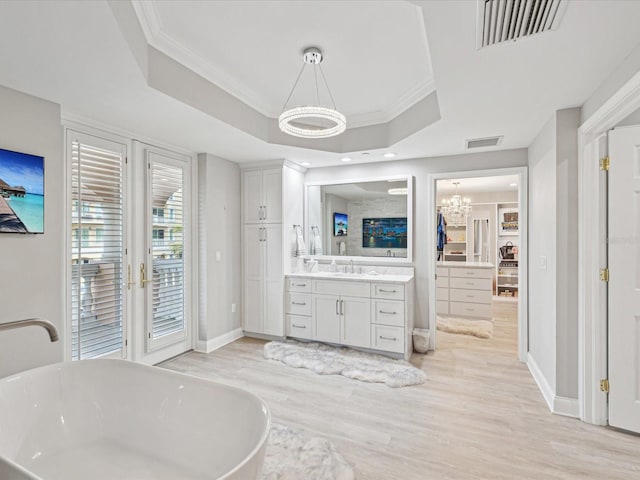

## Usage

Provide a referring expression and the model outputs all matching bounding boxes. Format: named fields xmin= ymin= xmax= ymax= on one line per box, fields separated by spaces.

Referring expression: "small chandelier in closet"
xmin=441 ymin=181 xmax=471 ymax=225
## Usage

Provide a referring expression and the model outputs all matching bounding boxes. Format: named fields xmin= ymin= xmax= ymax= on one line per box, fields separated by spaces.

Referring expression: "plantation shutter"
xmin=148 ymin=155 xmax=186 ymax=344
xmin=70 ymin=135 xmax=125 ymax=360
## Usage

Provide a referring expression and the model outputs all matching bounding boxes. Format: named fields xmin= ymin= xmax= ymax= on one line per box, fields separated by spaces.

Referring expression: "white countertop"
xmin=437 ymin=261 xmax=494 ymax=269
xmin=287 ymin=271 xmax=414 ymax=284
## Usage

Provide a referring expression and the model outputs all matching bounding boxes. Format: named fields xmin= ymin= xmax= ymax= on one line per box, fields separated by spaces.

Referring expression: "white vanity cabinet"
xmin=285 ymin=274 xmax=414 ymax=359
xmin=436 ymin=263 xmax=493 ymax=319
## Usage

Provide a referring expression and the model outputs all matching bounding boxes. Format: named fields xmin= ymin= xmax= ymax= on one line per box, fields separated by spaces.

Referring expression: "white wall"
xmin=528 ymin=114 xmax=558 ymax=396
xmin=305 ymin=149 xmax=528 ymax=330
xmin=528 ymin=107 xmax=580 ymax=405
xmin=0 ymin=85 xmax=64 ymax=377
xmin=196 ymin=153 xmax=242 ymax=350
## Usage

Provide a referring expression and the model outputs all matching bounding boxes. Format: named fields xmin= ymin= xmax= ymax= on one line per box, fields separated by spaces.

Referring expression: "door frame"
xmin=578 ymin=70 xmax=640 ymax=425
xmin=427 ymin=166 xmax=529 ymax=361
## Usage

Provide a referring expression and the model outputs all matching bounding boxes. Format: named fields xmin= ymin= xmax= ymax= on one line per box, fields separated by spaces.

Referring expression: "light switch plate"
xmin=539 ymin=255 xmax=547 ymax=271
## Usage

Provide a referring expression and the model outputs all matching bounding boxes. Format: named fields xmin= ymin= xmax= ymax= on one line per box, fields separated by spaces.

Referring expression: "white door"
xmin=341 ymin=296 xmax=371 ymax=348
xmin=243 ymin=225 xmax=263 ymax=334
xmin=263 ymin=224 xmax=283 ymax=335
xmin=314 ymin=294 xmax=341 ymax=343
xmin=608 ymin=126 xmax=640 ymax=433
xmin=144 ymin=149 xmax=191 ymax=353
xmin=69 ymin=132 xmax=128 ymax=360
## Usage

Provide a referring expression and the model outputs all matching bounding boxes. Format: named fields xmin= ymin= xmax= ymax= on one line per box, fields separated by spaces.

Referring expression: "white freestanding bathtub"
xmin=0 ymin=359 xmax=270 ymax=480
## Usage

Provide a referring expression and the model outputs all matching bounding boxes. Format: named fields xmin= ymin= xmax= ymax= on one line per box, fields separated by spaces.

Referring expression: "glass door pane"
xmin=146 ymin=153 xmax=186 ymax=349
xmin=70 ymin=134 xmax=126 ymax=360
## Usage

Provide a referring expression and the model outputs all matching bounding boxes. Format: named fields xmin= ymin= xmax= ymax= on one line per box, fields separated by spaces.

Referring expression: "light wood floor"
xmin=162 ymin=301 xmax=640 ymax=479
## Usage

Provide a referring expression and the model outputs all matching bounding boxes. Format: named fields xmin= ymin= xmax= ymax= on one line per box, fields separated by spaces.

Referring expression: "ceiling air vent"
xmin=466 ymin=136 xmax=504 ymax=149
xmin=476 ymin=0 xmax=568 ymax=49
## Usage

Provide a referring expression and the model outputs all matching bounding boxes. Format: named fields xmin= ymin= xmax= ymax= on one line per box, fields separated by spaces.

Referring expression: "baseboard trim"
xmin=553 ymin=396 xmax=580 ymax=418
xmin=194 ymin=327 xmax=244 ymax=354
xmin=527 ymin=353 xmax=554 ymax=412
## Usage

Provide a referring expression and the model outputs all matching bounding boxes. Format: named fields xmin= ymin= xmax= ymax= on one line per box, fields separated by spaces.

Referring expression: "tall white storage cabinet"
xmin=241 ymin=163 xmax=304 ymax=338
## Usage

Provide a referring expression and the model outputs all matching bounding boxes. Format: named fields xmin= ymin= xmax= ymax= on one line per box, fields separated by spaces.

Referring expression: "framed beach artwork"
xmin=498 ymin=207 xmax=518 ymax=236
xmin=0 ymin=147 xmax=44 ymax=234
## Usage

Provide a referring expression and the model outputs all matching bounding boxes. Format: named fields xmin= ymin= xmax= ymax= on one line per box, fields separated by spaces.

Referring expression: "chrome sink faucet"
xmin=0 ymin=318 xmax=59 ymax=342
xmin=349 ymin=259 xmax=354 ymax=273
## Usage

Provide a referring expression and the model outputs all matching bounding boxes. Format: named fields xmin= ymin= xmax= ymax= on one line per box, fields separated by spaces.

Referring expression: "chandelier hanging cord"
xmin=318 ymin=63 xmax=338 ymax=110
xmin=280 ymin=61 xmax=307 ymax=113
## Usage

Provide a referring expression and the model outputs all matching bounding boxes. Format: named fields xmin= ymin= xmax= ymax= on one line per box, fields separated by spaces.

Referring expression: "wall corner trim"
xmin=553 ymin=396 xmax=580 ymax=418
xmin=194 ymin=328 xmax=244 ymax=354
xmin=527 ymin=353 xmax=555 ymax=412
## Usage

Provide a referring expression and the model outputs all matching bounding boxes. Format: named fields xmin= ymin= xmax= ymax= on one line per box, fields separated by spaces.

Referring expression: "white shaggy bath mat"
xmin=436 ymin=315 xmax=494 ymax=339
xmin=262 ymin=424 xmax=354 ymax=480
xmin=263 ymin=340 xmax=426 ymax=388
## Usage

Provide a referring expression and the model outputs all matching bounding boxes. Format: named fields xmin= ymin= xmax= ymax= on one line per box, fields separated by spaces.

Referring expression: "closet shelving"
xmin=496 ymin=202 xmax=519 ymax=298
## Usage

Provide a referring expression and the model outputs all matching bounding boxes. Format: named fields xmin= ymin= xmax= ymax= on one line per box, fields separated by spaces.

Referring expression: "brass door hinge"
xmin=600 ymin=268 xmax=609 ymax=282
xmin=600 ymin=379 xmax=609 ymax=393
xmin=600 ymin=156 xmax=610 ymax=171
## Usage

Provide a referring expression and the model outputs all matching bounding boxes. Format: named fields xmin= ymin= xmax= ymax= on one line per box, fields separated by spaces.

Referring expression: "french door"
xmin=68 ymin=131 xmax=192 ymax=363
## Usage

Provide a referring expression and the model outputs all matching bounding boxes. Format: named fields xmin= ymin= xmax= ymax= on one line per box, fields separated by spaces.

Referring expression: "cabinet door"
xmin=264 ymin=224 xmax=283 ymax=336
xmin=243 ymin=170 xmax=263 ymax=223
xmin=262 ymin=168 xmax=282 ymax=223
xmin=341 ymin=296 xmax=371 ymax=348
xmin=243 ymin=225 xmax=263 ymax=333
xmin=313 ymin=294 xmax=341 ymax=343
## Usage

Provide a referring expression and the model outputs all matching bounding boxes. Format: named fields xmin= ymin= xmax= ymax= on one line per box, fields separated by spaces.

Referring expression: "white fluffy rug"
xmin=436 ymin=315 xmax=494 ymax=339
xmin=262 ymin=424 xmax=354 ymax=480
xmin=263 ymin=340 xmax=426 ymax=388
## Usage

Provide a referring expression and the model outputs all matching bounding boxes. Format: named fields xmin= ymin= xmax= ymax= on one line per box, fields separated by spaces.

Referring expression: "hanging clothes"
xmin=437 ymin=212 xmax=447 ymax=260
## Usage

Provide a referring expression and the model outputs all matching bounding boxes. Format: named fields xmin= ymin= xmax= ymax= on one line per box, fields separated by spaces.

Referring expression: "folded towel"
xmin=313 ymin=233 xmax=323 ymax=255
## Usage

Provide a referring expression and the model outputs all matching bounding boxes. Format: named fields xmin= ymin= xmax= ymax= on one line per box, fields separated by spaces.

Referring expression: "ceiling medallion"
xmin=279 ymin=47 xmax=346 ymax=139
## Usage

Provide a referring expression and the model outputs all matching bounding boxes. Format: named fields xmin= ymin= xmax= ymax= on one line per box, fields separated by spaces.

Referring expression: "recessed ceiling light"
xmin=341 ymin=157 xmax=352 ymax=162
xmin=383 ymin=152 xmax=396 ymax=158
xmin=388 ymin=188 xmax=408 ymax=195
xmin=361 ymin=152 xmax=370 ymax=156
xmin=509 ymin=183 xmax=517 ymax=187
xmin=300 ymin=162 xmax=311 ymax=167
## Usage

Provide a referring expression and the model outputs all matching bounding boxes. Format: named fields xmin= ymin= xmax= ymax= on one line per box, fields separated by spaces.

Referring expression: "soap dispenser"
xmin=329 ymin=258 xmax=337 ymax=272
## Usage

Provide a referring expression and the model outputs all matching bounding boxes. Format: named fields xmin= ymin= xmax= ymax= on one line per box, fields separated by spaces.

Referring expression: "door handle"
xmin=263 ymin=205 xmax=267 ymax=220
xmin=139 ymin=263 xmax=152 ymax=288
xmin=340 ymin=300 xmax=344 ymax=315
xmin=336 ymin=299 xmax=339 ymax=315
xmin=258 ymin=205 xmax=263 ymax=220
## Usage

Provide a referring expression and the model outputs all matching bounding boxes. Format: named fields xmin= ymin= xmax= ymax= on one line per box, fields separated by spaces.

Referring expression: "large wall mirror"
xmin=305 ymin=176 xmax=413 ymax=262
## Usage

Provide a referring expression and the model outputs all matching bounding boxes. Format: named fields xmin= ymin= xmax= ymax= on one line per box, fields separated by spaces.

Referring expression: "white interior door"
xmin=608 ymin=125 xmax=640 ymax=433
xmin=243 ymin=225 xmax=263 ymax=334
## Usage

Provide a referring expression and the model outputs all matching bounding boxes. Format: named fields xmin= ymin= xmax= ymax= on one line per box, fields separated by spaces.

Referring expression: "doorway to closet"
xmin=428 ymin=167 xmax=528 ymax=362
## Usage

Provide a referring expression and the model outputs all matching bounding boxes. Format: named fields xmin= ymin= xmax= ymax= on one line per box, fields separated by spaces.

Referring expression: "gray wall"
xmin=197 ymin=153 xmax=242 ymax=347
xmin=306 ymin=148 xmax=528 ymax=331
xmin=528 ymin=107 xmax=580 ymax=401
xmin=0 ymin=85 xmax=64 ymax=377
xmin=325 ymin=193 xmax=349 ymax=255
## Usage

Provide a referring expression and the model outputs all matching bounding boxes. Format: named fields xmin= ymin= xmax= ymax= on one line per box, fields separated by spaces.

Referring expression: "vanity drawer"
xmin=450 ymin=301 xmax=492 ymax=319
xmin=371 ymin=283 xmax=404 ymax=300
xmin=372 ymin=299 xmax=405 ymax=327
xmin=450 ymin=288 xmax=491 ymax=305
xmin=450 ymin=277 xmax=492 ymax=291
xmin=436 ymin=266 xmax=449 ymax=277
xmin=437 ymin=300 xmax=449 ymax=315
xmin=287 ymin=314 xmax=312 ymax=340
xmin=450 ymin=267 xmax=493 ymax=279
xmin=371 ymin=324 xmax=405 ymax=353
xmin=436 ymin=287 xmax=449 ymax=301
xmin=287 ymin=277 xmax=312 ymax=293
xmin=313 ymin=280 xmax=370 ymax=298
xmin=286 ymin=292 xmax=312 ymax=316
xmin=436 ymin=275 xmax=449 ymax=288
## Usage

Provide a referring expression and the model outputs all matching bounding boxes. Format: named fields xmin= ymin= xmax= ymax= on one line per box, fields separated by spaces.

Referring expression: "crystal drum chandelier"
xmin=279 ymin=47 xmax=346 ymax=139
xmin=441 ymin=181 xmax=471 ymax=225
